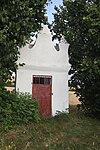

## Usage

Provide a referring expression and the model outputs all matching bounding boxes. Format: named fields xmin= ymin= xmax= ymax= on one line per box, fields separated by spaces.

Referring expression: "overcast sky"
xmin=46 ymin=0 xmax=62 ymax=23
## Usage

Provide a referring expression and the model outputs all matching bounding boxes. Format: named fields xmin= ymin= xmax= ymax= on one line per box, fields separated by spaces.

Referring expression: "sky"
xmin=46 ymin=0 xmax=62 ymax=23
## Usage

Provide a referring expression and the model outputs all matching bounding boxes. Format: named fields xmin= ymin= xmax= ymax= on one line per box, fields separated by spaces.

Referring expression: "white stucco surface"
xmin=16 ymin=25 xmax=70 ymax=116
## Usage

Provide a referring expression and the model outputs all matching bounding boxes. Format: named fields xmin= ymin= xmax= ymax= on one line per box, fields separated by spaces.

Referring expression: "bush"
xmin=0 ymin=89 xmax=40 ymax=130
xmin=71 ymin=72 xmax=100 ymax=118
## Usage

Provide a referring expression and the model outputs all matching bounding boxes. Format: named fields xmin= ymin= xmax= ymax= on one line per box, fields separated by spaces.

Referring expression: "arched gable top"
xmin=18 ymin=25 xmax=69 ymax=68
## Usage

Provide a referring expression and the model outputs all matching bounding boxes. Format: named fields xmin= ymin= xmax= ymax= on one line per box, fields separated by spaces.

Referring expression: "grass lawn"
xmin=0 ymin=106 xmax=100 ymax=150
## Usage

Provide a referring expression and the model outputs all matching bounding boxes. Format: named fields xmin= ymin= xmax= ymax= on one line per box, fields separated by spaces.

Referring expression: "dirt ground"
xmin=69 ymin=91 xmax=80 ymax=105
xmin=5 ymin=87 xmax=15 ymax=91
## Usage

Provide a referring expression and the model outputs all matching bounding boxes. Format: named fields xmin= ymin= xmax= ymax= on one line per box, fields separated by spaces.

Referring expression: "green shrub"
xmin=0 ymin=89 xmax=40 ymax=130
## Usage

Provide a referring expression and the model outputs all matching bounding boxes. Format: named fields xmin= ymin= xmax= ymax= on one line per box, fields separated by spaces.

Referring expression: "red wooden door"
xmin=32 ymin=75 xmax=52 ymax=117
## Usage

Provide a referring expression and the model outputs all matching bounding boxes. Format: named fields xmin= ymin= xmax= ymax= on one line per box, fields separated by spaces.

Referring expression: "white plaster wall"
xmin=16 ymin=25 xmax=70 ymax=116
xmin=16 ymin=67 xmax=69 ymax=116
xmin=16 ymin=69 xmax=32 ymax=93
xmin=52 ymin=72 xmax=69 ymax=115
xmin=18 ymin=25 xmax=69 ymax=69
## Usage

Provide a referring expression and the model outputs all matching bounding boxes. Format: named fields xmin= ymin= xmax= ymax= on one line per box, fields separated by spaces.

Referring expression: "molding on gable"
xmin=18 ymin=64 xmax=70 ymax=73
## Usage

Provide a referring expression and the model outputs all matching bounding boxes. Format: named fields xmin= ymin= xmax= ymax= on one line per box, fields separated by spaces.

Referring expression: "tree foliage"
xmin=51 ymin=0 xmax=100 ymax=117
xmin=0 ymin=0 xmax=48 ymax=88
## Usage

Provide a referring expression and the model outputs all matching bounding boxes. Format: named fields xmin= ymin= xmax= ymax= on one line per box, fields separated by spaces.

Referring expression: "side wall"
xmin=16 ymin=68 xmax=69 ymax=116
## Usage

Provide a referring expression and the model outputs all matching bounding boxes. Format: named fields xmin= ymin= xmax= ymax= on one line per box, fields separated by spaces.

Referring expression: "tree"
xmin=51 ymin=0 xmax=100 ymax=117
xmin=0 ymin=0 xmax=49 ymax=88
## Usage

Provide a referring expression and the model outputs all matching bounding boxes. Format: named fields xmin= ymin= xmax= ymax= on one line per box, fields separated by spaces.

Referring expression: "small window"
xmin=54 ymin=43 xmax=60 ymax=51
xmin=44 ymin=78 xmax=50 ymax=84
xmin=40 ymin=77 xmax=44 ymax=84
xmin=33 ymin=76 xmax=51 ymax=85
xmin=33 ymin=77 xmax=39 ymax=84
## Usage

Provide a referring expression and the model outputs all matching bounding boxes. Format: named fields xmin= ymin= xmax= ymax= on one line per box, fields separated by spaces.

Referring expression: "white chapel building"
xmin=16 ymin=25 xmax=70 ymax=117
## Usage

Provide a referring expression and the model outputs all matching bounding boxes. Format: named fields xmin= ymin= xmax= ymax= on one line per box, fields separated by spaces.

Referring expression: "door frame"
xmin=32 ymin=75 xmax=52 ymax=116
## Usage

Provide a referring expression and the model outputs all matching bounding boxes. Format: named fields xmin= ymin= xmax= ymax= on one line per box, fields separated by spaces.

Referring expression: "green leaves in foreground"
xmin=0 ymin=0 xmax=48 ymax=88
xmin=0 ymin=90 xmax=40 ymax=130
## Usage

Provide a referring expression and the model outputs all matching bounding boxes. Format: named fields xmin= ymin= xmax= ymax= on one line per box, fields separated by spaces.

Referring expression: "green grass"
xmin=0 ymin=106 xmax=100 ymax=150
